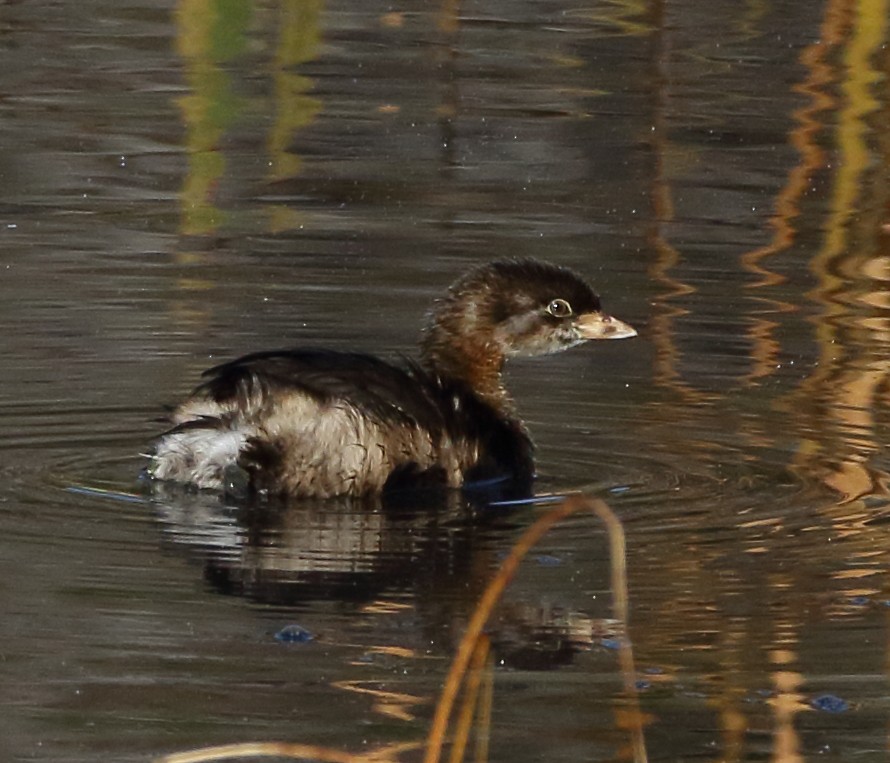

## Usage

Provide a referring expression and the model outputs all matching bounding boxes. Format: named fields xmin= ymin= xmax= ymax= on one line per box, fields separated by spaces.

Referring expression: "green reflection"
xmin=175 ymin=0 xmax=251 ymax=235
xmin=266 ymin=0 xmax=323 ymax=231
xmin=579 ymin=0 xmax=652 ymax=37
xmin=174 ymin=0 xmax=324 ymax=236
xmin=268 ymin=0 xmax=322 ymax=181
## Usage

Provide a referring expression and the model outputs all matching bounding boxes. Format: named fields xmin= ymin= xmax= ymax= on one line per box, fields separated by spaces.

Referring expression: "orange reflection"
xmin=646 ymin=0 xmax=713 ymax=406
xmin=332 ymin=679 xmax=425 ymax=722
xmin=787 ymin=0 xmax=890 ymax=502
xmin=739 ymin=0 xmax=844 ymax=272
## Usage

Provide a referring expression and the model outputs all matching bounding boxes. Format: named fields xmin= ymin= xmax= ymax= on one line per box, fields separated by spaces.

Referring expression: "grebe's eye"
xmin=547 ymin=298 xmax=572 ymax=318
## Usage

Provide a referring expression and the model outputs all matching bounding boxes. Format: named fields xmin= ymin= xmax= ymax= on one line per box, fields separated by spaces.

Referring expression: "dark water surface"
xmin=2 ymin=1 xmax=889 ymax=761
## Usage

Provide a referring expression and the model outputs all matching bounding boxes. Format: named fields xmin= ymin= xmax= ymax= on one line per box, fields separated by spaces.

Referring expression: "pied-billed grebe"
xmin=149 ymin=259 xmax=636 ymax=498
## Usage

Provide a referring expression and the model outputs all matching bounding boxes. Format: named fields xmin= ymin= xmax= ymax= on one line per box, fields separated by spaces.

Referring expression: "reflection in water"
xmin=175 ymin=0 xmax=251 ymax=235
xmin=770 ymin=647 xmax=805 ymax=763
xmin=436 ymin=0 xmax=461 ymax=177
xmin=647 ymin=0 xmax=890 ymax=497
xmin=176 ymin=0 xmax=324 ymax=235
xmin=647 ymin=0 xmax=714 ymax=407
xmin=788 ymin=0 xmax=890 ymax=504
xmin=152 ymin=491 xmax=649 ymax=763
xmin=266 ymin=0 xmax=323 ymax=231
xmin=164 ymin=2 xmax=890 ymax=760
xmin=153 ymin=486 xmax=605 ymax=670
xmin=638 ymin=1 xmax=890 ymax=759
xmin=152 ymin=485 xmax=622 ymax=757
xmin=580 ymin=1 xmax=653 ymax=37
xmin=3 ymin=0 xmax=890 ymax=761
xmin=738 ymin=0 xmax=842 ymax=382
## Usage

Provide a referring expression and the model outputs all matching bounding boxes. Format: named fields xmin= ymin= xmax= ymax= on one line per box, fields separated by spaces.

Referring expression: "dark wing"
xmin=195 ymin=348 xmax=447 ymax=434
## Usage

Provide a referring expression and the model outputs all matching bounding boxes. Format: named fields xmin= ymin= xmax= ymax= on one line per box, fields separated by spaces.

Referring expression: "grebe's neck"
xmin=420 ymin=318 xmax=516 ymax=417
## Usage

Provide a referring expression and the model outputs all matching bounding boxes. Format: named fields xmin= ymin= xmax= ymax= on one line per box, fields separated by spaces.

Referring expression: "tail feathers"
xmin=150 ymin=415 xmax=249 ymax=490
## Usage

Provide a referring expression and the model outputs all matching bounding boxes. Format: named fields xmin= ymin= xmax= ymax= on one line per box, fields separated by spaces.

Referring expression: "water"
xmin=1 ymin=1 xmax=889 ymax=761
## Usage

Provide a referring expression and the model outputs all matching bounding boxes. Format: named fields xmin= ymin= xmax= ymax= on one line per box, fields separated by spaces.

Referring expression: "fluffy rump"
xmin=148 ymin=355 xmax=465 ymax=498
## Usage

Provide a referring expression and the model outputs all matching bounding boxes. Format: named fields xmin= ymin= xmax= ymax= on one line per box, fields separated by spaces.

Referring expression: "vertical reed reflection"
xmin=266 ymin=0 xmax=323 ymax=232
xmin=646 ymin=0 xmax=712 ymax=406
xmin=175 ymin=0 xmax=250 ymax=235
xmin=786 ymin=0 xmax=890 ymax=501
xmin=176 ymin=0 xmax=324 ymax=237
xmin=712 ymin=622 xmax=746 ymax=763
xmin=768 ymin=620 xmax=805 ymax=763
xmin=646 ymin=0 xmax=890 ymax=508
xmin=638 ymin=6 xmax=890 ymax=760
xmin=436 ymin=0 xmax=461 ymax=177
xmin=738 ymin=0 xmax=845 ymax=383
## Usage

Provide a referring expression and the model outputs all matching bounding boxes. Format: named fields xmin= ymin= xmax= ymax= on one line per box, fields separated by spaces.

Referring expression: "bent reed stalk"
xmin=155 ymin=494 xmax=645 ymax=763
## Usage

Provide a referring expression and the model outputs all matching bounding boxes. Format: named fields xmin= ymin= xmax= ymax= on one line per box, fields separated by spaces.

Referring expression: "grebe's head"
xmin=423 ymin=259 xmax=636 ymax=364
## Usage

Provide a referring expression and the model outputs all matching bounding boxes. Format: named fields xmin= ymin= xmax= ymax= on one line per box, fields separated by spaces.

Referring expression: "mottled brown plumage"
xmin=148 ymin=259 xmax=636 ymax=498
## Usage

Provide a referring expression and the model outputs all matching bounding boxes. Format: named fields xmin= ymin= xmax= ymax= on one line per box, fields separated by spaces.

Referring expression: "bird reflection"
xmin=151 ymin=483 xmax=603 ymax=670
